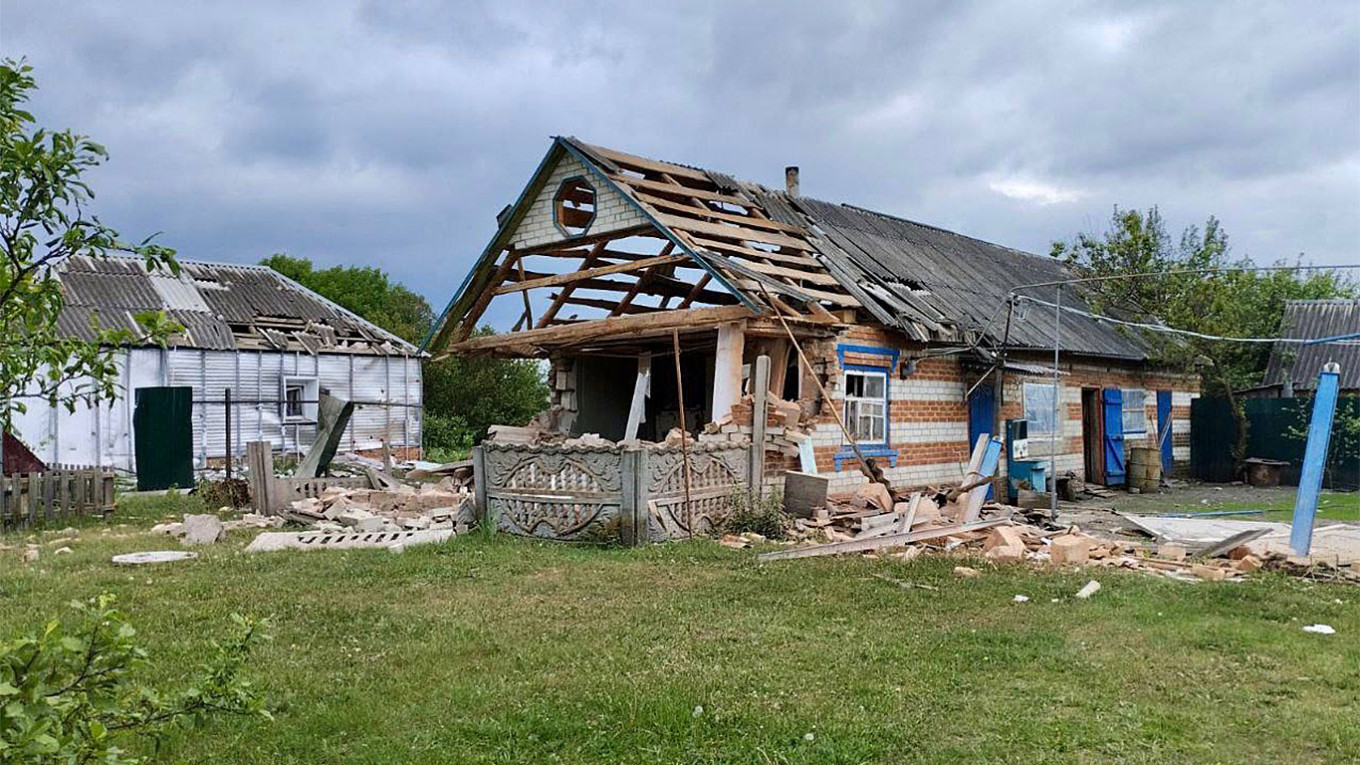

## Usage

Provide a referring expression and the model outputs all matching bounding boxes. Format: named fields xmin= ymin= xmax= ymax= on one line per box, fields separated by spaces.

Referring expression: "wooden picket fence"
xmin=0 ymin=467 xmax=116 ymax=529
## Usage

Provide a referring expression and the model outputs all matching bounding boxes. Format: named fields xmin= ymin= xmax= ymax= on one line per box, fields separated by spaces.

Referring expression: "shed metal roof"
xmin=54 ymin=256 xmax=420 ymax=356
xmin=1263 ymin=300 xmax=1360 ymax=390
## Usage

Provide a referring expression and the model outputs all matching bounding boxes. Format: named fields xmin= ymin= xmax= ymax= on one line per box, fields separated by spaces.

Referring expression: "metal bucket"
xmin=1128 ymin=447 xmax=1161 ymax=494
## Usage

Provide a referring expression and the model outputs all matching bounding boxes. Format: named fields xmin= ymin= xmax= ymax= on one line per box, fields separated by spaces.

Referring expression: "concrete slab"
xmin=245 ymin=528 xmax=452 ymax=553
xmin=113 ymin=551 xmax=199 ymax=565
xmin=1120 ymin=515 xmax=1288 ymax=545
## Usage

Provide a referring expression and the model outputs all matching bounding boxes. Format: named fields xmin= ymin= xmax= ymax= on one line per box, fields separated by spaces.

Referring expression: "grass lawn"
xmin=1 ymin=493 xmax=1357 ymax=763
xmin=1112 ymin=486 xmax=1360 ymax=523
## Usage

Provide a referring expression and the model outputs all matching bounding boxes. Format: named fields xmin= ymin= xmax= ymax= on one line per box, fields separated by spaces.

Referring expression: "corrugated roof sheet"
xmin=1263 ymin=300 xmax=1360 ymax=390
xmin=54 ymin=256 xmax=419 ymax=355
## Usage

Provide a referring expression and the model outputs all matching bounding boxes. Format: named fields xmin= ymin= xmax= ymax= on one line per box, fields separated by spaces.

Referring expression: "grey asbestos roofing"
xmin=1263 ymin=300 xmax=1360 ymax=390
xmin=54 ymin=256 xmax=419 ymax=355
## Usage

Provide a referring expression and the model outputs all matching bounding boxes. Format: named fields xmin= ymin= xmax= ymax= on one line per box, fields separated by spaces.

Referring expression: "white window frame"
xmin=282 ymin=376 xmax=319 ymax=422
xmin=843 ymin=368 xmax=889 ymax=445
xmin=1122 ymin=388 xmax=1148 ymax=434
xmin=1023 ymin=382 xmax=1057 ymax=436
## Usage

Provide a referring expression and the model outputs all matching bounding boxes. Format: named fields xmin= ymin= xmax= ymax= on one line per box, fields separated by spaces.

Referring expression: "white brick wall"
xmin=511 ymin=154 xmax=650 ymax=249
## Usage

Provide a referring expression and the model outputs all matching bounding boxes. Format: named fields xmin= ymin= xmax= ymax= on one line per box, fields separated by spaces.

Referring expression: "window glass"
xmin=1123 ymin=389 xmax=1148 ymax=433
xmin=844 ymin=370 xmax=888 ymax=444
xmin=1023 ymin=382 xmax=1056 ymax=435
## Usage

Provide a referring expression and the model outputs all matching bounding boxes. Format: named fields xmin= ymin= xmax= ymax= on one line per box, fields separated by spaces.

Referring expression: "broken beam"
xmin=758 ymin=518 xmax=1010 ymax=562
xmin=446 ymin=305 xmax=757 ymax=355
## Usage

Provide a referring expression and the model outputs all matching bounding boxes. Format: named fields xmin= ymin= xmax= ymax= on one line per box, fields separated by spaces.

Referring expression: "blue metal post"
xmin=1290 ymin=364 xmax=1341 ymax=556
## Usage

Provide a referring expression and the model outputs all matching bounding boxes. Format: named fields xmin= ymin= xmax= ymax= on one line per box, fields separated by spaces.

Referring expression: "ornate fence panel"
xmin=641 ymin=444 xmax=748 ymax=542
xmin=473 ymin=442 xmax=749 ymax=545
xmin=476 ymin=443 xmax=627 ymax=542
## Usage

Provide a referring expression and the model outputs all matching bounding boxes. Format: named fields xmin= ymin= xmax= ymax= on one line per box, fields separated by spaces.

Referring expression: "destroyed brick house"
xmin=10 ymin=256 xmax=423 ymax=487
xmin=425 ymin=137 xmax=1198 ymax=519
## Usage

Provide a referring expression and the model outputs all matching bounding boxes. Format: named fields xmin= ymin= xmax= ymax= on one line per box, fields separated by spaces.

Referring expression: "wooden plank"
xmin=655 ymin=213 xmax=814 ymax=251
xmin=731 ymin=278 xmax=859 ymax=308
xmin=554 ymin=295 xmax=648 ymax=314
xmin=685 ymin=234 xmax=824 ymax=267
xmin=634 ymin=192 xmax=804 ymax=234
xmin=758 ymin=518 xmax=1010 ymax=562
xmin=454 ymin=250 xmax=523 ymax=343
xmin=720 ymin=257 xmax=841 ymax=286
xmin=535 ymin=241 xmax=608 ymax=328
xmin=611 ymin=243 xmax=676 ymax=316
xmin=446 ymin=305 xmax=757 ymax=354
xmin=513 ymin=225 xmax=657 ymax=256
xmin=27 ymin=472 xmax=37 ymax=527
xmin=585 ymin=143 xmax=713 ymax=182
xmin=495 ymin=253 xmax=689 ymax=295
xmin=617 ymin=175 xmax=753 ymax=206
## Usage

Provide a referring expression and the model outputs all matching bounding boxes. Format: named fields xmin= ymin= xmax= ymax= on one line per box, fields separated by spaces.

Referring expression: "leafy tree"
xmin=258 ymin=255 xmax=548 ymax=452
xmin=1053 ymin=206 xmax=1352 ymax=461
xmin=0 ymin=594 xmax=269 ymax=763
xmin=1 ymin=60 xmax=179 ymax=430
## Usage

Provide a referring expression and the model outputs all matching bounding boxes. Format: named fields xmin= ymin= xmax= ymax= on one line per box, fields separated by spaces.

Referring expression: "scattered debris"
xmin=53 ymin=546 xmax=72 ymax=555
xmin=1013 ymin=594 xmax=1030 ymax=603
xmin=953 ymin=566 xmax=981 ymax=579
xmin=112 ymin=551 xmax=199 ymax=565
xmin=22 ymin=546 xmax=39 ymax=563
xmin=1074 ymin=580 xmax=1102 ymax=599
xmin=1302 ymin=624 xmax=1335 ymax=635
xmin=180 ymin=514 xmax=226 ymax=546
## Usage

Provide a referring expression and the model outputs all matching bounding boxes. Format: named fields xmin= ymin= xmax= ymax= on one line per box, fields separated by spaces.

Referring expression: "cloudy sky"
xmin=4 ymin=1 xmax=1358 ymax=327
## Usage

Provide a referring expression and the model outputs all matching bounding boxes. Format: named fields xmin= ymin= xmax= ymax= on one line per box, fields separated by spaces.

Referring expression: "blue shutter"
xmin=1103 ymin=388 xmax=1126 ymax=486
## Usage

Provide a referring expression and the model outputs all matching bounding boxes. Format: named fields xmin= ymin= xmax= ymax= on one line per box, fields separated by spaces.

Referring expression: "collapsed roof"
xmin=428 ymin=137 xmax=1148 ymax=360
xmin=55 ymin=255 xmax=421 ymax=356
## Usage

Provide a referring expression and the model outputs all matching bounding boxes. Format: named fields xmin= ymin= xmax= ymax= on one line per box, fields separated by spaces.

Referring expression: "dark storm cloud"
xmin=3 ymin=0 xmax=1357 ymax=330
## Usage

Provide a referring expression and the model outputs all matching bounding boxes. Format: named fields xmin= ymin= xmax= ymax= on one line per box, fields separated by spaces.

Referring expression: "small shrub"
xmin=0 ymin=594 xmax=270 ymax=763
xmin=195 ymin=478 xmax=250 ymax=510
xmin=723 ymin=488 xmax=788 ymax=540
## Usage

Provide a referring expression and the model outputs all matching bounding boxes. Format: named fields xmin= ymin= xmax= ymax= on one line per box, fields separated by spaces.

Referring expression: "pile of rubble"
xmin=281 ymin=478 xmax=474 ymax=534
xmin=756 ymin=476 xmax=1357 ymax=584
xmin=699 ymin=393 xmax=811 ymax=458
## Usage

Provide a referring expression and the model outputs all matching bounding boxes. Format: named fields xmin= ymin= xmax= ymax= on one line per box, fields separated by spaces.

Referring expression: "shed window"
xmin=1123 ymin=389 xmax=1148 ymax=434
xmin=553 ymin=177 xmax=596 ymax=237
xmin=844 ymin=369 xmax=888 ymax=444
xmin=282 ymin=377 xmax=319 ymax=422
xmin=1023 ymin=382 xmax=1057 ymax=435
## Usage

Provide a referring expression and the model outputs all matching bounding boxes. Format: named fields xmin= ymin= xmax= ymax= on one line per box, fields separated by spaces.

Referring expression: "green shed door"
xmin=134 ymin=386 xmax=194 ymax=491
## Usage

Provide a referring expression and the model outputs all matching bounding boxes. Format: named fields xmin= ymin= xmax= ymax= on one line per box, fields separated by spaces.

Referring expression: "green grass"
xmin=1168 ymin=492 xmax=1360 ymax=523
xmin=1 ymin=495 xmax=1357 ymax=763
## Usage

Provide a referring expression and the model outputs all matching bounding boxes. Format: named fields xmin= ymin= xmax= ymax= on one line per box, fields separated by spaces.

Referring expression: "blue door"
xmin=1103 ymin=388 xmax=1126 ymax=485
xmin=968 ymin=383 xmax=995 ymax=499
xmin=1156 ymin=390 xmax=1173 ymax=473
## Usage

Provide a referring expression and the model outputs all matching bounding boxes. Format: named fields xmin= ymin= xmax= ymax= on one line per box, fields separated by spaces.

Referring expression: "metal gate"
xmin=133 ymin=386 xmax=194 ymax=491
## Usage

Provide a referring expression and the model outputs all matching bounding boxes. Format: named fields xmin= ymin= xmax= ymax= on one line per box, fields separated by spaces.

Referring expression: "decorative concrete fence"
xmin=473 ymin=442 xmax=750 ymax=545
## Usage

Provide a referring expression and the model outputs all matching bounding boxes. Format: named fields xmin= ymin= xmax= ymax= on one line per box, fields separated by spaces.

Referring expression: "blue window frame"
xmin=833 ymin=344 xmax=899 ymax=471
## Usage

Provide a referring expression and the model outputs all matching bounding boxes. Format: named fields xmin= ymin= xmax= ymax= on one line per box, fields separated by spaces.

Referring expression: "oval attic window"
xmin=554 ymin=177 xmax=596 ymax=237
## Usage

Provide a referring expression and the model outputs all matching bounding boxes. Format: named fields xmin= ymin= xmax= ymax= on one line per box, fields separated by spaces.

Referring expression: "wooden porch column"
xmin=712 ymin=322 xmax=745 ymax=421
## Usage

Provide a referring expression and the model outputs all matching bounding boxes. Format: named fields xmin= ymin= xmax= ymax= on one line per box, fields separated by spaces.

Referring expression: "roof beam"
xmin=444 ymin=305 xmax=757 ymax=356
xmin=494 ymin=253 xmax=689 ymax=295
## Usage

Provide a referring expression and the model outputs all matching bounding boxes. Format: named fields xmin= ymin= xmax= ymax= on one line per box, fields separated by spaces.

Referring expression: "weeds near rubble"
xmin=195 ymin=478 xmax=251 ymax=510
xmin=722 ymin=487 xmax=788 ymax=540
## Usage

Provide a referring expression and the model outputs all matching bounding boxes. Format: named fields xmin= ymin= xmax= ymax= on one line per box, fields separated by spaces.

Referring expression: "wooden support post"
xmin=672 ymin=329 xmax=693 ymax=537
xmin=246 ymin=441 xmax=276 ymax=515
xmin=712 ymin=322 xmax=745 ymax=421
xmin=624 ymin=354 xmax=652 ymax=441
xmin=750 ymin=354 xmax=770 ymax=492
